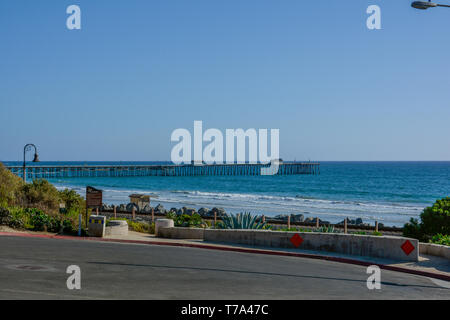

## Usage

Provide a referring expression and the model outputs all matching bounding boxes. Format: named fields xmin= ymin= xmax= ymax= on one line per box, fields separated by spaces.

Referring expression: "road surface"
xmin=0 ymin=236 xmax=448 ymax=299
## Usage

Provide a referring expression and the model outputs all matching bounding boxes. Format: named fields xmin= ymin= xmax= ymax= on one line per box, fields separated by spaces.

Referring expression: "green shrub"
xmin=0 ymin=207 xmax=11 ymax=225
xmin=29 ymin=208 xmax=52 ymax=231
xmin=175 ymin=213 xmax=204 ymax=227
xmin=27 ymin=208 xmax=62 ymax=232
xmin=20 ymin=179 xmax=61 ymax=214
xmin=166 ymin=212 xmax=206 ymax=228
xmin=0 ymin=206 xmax=66 ymax=233
xmin=403 ymin=218 xmax=424 ymax=241
xmin=128 ymin=220 xmax=150 ymax=233
xmin=403 ymin=197 xmax=450 ymax=241
xmin=166 ymin=211 xmax=176 ymax=220
xmin=0 ymin=163 xmax=24 ymax=207
xmin=149 ymin=222 xmax=155 ymax=234
xmin=430 ymin=234 xmax=450 ymax=246
xmin=420 ymin=197 xmax=450 ymax=236
xmin=7 ymin=207 xmax=30 ymax=229
xmin=59 ymin=189 xmax=85 ymax=214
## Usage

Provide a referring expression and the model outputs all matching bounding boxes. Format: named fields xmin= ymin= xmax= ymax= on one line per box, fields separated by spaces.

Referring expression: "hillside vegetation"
xmin=0 ymin=162 xmax=86 ymax=234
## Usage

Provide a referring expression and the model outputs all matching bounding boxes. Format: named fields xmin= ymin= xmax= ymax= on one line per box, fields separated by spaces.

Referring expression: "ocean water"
xmin=4 ymin=161 xmax=450 ymax=227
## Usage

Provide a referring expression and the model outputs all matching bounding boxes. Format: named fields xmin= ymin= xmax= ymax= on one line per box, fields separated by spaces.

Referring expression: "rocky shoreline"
xmin=101 ymin=203 xmax=385 ymax=228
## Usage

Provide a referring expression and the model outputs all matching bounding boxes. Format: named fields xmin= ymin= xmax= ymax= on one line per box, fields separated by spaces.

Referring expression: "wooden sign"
xmin=86 ymin=186 xmax=103 ymax=208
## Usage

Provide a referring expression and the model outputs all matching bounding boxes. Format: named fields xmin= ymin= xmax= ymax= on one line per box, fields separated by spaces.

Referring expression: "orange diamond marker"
xmin=401 ymin=240 xmax=415 ymax=255
xmin=290 ymin=234 xmax=303 ymax=248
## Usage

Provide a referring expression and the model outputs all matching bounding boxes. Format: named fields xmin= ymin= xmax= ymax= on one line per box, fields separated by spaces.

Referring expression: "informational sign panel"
xmin=86 ymin=186 xmax=103 ymax=208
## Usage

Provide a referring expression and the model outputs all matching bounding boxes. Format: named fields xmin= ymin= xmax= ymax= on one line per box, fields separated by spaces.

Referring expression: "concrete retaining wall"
xmin=203 ymin=229 xmax=419 ymax=262
xmin=105 ymin=220 xmax=128 ymax=236
xmin=155 ymin=219 xmax=174 ymax=237
xmin=158 ymin=227 xmax=204 ymax=239
xmin=419 ymin=243 xmax=450 ymax=260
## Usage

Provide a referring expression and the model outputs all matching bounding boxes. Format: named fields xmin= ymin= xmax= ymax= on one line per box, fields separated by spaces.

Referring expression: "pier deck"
xmin=6 ymin=162 xmax=319 ymax=179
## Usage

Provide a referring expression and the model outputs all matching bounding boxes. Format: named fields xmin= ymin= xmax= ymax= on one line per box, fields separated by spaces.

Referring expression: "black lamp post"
xmin=23 ymin=144 xmax=40 ymax=183
xmin=412 ymin=1 xmax=450 ymax=9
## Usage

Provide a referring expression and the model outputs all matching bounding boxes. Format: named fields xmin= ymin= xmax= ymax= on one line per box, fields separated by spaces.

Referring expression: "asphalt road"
xmin=0 ymin=236 xmax=449 ymax=299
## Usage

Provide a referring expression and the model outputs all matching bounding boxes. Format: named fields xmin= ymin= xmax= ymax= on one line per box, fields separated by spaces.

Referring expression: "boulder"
xmin=102 ymin=204 xmax=112 ymax=211
xmin=210 ymin=207 xmax=226 ymax=217
xmin=142 ymin=205 xmax=153 ymax=214
xmin=273 ymin=214 xmax=289 ymax=221
xmin=337 ymin=218 xmax=365 ymax=225
xmin=305 ymin=217 xmax=327 ymax=224
xmin=198 ymin=208 xmax=210 ymax=217
xmin=184 ymin=208 xmax=197 ymax=216
xmin=154 ymin=204 xmax=167 ymax=214
xmin=126 ymin=203 xmax=139 ymax=213
xmin=290 ymin=214 xmax=305 ymax=222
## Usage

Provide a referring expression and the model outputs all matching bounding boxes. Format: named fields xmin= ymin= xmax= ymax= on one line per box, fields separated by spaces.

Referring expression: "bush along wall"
xmin=403 ymin=197 xmax=450 ymax=244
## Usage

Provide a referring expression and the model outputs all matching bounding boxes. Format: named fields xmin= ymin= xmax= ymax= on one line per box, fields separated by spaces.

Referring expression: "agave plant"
xmin=218 ymin=212 xmax=267 ymax=229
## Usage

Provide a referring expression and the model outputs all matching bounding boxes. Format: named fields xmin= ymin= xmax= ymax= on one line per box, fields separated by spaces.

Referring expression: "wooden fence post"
xmin=151 ymin=208 xmax=155 ymax=223
xmin=344 ymin=218 xmax=348 ymax=234
xmin=316 ymin=217 xmax=319 ymax=228
xmin=132 ymin=206 xmax=136 ymax=220
xmin=375 ymin=221 xmax=379 ymax=233
xmin=214 ymin=212 xmax=217 ymax=229
xmin=113 ymin=205 xmax=117 ymax=219
xmin=287 ymin=215 xmax=291 ymax=229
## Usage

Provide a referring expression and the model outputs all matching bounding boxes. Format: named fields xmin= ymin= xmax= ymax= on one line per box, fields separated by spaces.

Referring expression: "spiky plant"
xmin=218 ymin=212 xmax=267 ymax=229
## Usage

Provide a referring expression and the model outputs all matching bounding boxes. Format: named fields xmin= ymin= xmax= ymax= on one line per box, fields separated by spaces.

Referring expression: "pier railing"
xmin=6 ymin=162 xmax=320 ymax=179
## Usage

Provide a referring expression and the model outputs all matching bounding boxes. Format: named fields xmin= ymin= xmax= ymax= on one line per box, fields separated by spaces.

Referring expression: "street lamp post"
xmin=412 ymin=1 xmax=450 ymax=9
xmin=23 ymin=144 xmax=40 ymax=183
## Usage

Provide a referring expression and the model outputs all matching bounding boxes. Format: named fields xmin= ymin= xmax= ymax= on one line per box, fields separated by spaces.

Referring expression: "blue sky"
xmin=1 ymin=0 xmax=449 ymax=161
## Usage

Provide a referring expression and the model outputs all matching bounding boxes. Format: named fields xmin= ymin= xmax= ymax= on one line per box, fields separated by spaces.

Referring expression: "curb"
xmin=1 ymin=231 xmax=449 ymax=282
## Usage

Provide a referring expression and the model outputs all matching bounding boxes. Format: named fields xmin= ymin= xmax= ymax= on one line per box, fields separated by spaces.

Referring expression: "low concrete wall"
xmin=158 ymin=227 xmax=204 ymax=239
xmin=203 ymin=229 xmax=419 ymax=262
xmin=105 ymin=220 xmax=128 ymax=236
xmin=419 ymin=243 xmax=450 ymax=260
xmin=155 ymin=219 xmax=174 ymax=237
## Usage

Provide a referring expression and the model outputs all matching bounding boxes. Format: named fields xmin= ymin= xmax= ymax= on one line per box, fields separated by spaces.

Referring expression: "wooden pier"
xmin=6 ymin=162 xmax=320 ymax=179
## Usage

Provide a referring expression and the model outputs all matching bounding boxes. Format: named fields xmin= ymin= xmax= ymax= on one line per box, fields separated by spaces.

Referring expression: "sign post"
xmin=86 ymin=186 xmax=103 ymax=229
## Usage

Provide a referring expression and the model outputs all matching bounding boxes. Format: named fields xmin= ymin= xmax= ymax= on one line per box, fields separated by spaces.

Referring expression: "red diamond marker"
xmin=290 ymin=234 xmax=303 ymax=248
xmin=401 ymin=240 xmax=415 ymax=255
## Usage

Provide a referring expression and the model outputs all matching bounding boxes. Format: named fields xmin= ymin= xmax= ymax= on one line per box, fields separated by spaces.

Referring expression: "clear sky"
xmin=1 ymin=0 xmax=449 ymax=161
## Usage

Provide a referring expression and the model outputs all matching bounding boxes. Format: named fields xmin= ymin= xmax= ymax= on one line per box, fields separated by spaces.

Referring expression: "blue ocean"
xmin=4 ymin=161 xmax=450 ymax=227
